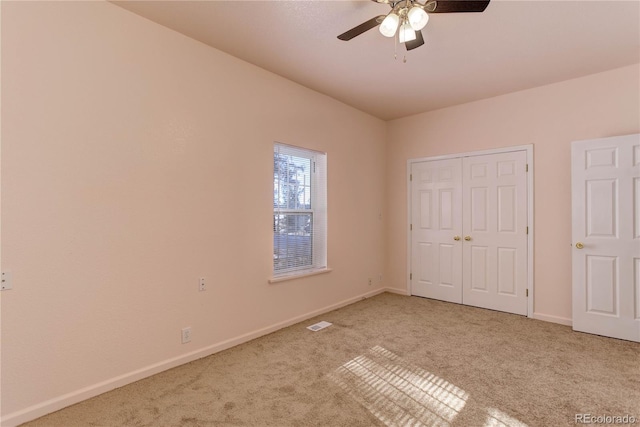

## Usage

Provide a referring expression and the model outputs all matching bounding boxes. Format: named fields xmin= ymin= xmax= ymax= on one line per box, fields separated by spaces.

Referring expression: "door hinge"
xmin=410 ymin=273 xmax=413 ymax=280
xmin=410 ymin=174 xmax=413 ymax=181
xmin=526 ymin=289 xmax=529 ymax=297
xmin=526 ymin=164 xmax=529 ymax=172
xmin=526 ymin=226 xmax=529 ymax=235
xmin=410 ymin=224 xmax=413 ymax=231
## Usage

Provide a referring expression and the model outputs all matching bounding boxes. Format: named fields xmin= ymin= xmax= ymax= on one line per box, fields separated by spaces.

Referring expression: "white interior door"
xmin=571 ymin=134 xmax=640 ymax=342
xmin=461 ymin=151 xmax=528 ymax=315
xmin=410 ymin=159 xmax=463 ymax=303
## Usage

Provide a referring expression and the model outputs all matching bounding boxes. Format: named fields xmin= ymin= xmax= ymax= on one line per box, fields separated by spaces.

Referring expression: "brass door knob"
xmin=464 ymin=236 xmax=472 ymax=241
xmin=453 ymin=236 xmax=461 ymax=241
xmin=575 ymin=242 xmax=584 ymax=249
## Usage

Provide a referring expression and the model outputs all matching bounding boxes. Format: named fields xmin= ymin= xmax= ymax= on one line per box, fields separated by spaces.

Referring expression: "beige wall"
xmin=1 ymin=2 xmax=386 ymax=423
xmin=2 ymin=1 xmax=639 ymax=424
xmin=385 ymin=64 xmax=640 ymax=323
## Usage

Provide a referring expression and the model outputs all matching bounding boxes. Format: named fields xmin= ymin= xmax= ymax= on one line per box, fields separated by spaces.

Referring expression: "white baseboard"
xmin=384 ymin=288 xmax=574 ymax=328
xmin=382 ymin=286 xmax=410 ymax=296
xmin=384 ymin=288 xmax=573 ymax=329
xmin=533 ymin=312 xmax=573 ymax=326
xmin=1 ymin=288 xmax=386 ymax=427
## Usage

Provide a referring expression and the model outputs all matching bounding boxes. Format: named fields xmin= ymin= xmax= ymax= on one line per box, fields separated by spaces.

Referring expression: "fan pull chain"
xmin=392 ymin=27 xmax=408 ymax=63
xmin=394 ymin=30 xmax=398 ymax=60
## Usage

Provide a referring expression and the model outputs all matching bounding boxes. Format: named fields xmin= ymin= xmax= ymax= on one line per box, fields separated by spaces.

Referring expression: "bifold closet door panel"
xmin=461 ymin=151 xmax=528 ymax=316
xmin=410 ymin=158 xmax=463 ymax=303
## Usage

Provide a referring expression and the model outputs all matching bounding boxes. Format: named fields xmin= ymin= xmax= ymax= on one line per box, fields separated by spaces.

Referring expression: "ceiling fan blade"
xmin=405 ymin=30 xmax=424 ymax=51
xmin=338 ymin=15 xmax=385 ymax=41
xmin=427 ymin=0 xmax=490 ymax=13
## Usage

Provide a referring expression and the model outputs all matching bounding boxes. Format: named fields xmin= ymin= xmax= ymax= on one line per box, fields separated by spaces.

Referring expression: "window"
xmin=273 ymin=143 xmax=327 ymax=278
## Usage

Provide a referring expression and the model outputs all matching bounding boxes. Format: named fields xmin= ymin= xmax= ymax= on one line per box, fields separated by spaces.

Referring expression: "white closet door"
xmin=410 ymin=159 xmax=463 ymax=303
xmin=462 ymin=151 xmax=528 ymax=315
xmin=571 ymin=134 xmax=640 ymax=342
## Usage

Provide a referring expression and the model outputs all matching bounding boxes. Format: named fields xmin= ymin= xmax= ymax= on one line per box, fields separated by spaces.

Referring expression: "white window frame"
xmin=270 ymin=143 xmax=329 ymax=283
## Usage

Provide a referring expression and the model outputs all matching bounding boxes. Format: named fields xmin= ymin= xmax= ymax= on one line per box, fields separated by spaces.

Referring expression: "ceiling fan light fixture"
xmin=407 ymin=6 xmax=429 ymax=31
xmin=398 ymin=22 xmax=417 ymax=43
xmin=379 ymin=12 xmax=400 ymax=37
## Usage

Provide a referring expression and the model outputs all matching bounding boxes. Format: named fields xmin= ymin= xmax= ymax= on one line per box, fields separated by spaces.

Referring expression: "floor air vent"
xmin=307 ymin=321 xmax=332 ymax=332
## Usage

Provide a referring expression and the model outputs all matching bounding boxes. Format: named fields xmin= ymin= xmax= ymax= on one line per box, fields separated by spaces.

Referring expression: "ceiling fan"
xmin=338 ymin=0 xmax=490 ymax=51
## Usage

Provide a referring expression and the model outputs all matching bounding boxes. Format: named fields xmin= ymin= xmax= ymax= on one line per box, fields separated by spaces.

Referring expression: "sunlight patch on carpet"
xmin=484 ymin=408 xmax=529 ymax=427
xmin=328 ymin=345 xmax=468 ymax=427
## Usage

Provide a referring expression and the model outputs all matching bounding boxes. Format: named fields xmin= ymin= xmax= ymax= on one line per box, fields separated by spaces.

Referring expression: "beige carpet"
xmin=23 ymin=293 xmax=640 ymax=426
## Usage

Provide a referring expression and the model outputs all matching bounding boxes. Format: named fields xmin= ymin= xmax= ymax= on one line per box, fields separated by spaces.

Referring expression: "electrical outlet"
xmin=199 ymin=277 xmax=206 ymax=292
xmin=181 ymin=327 xmax=192 ymax=344
xmin=1 ymin=272 xmax=12 ymax=291
xmin=368 ymin=278 xmax=372 ymax=286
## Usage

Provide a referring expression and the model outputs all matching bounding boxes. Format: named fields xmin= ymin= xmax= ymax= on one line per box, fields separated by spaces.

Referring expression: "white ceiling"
xmin=113 ymin=0 xmax=640 ymax=121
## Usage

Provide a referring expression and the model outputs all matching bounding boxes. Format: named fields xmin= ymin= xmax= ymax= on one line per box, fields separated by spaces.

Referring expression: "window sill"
xmin=269 ymin=267 xmax=333 ymax=284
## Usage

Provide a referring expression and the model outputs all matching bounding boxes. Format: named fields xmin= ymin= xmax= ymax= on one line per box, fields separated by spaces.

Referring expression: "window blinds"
xmin=273 ymin=143 xmax=327 ymax=275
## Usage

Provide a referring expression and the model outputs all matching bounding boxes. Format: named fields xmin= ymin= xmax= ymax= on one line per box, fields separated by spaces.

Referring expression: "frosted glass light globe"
xmin=399 ymin=22 xmax=417 ymax=43
xmin=379 ymin=13 xmax=400 ymax=37
xmin=407 ymin=6 xmax=429 ymax=31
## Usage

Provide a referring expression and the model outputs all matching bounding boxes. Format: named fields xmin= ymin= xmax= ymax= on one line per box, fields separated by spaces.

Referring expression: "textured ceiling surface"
xmin=114 ymin=0 xmax=640 ymax=120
